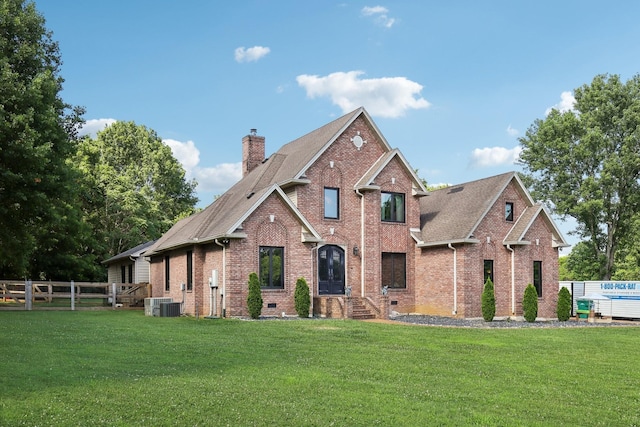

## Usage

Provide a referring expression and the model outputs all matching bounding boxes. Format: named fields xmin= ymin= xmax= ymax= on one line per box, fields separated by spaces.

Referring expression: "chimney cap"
xmin=250 ymin=128 xmax=257 ymax=135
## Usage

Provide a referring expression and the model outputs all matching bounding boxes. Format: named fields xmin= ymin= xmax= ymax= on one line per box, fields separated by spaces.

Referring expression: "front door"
xmin=318 ymin=245 xmax=345 ymax=295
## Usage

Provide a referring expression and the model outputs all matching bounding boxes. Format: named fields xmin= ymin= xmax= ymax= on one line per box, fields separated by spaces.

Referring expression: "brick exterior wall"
xmin=414 ymin=181 xmax=561 ymax=319
xmin=149 ymin=115 xmax=562 ymax=320
xmin=294 ymin=117 xmax=421 ymax=315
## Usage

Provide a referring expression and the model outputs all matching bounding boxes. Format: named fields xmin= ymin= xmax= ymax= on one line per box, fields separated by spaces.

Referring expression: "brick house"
xmin=144 ymin=107 xmax=568 ymax=319
xmin=414 ymin=173 xmax=568 ymax=318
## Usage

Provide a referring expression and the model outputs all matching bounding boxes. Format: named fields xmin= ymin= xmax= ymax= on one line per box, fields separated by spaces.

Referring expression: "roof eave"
xmin=144 ymin=233 xmax=248 ymax=257
xmin=279 ymin=178 xmax=311 ymax=189
xmin=503 ymin=240 xmax=531 ymax=246
xmin=302 ymin=232 xmax=323 ymax=243
xmin=354 ymin=184 xmax=381 ymax=192
xmin=417 ymin=238 xmax=481 ymax=248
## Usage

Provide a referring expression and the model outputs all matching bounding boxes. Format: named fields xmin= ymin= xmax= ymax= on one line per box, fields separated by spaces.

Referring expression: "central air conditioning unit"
xmin=159 ymin=302 xmax=181 ymax=317
xmin=144 ymin=297 xmax=173 ymax=316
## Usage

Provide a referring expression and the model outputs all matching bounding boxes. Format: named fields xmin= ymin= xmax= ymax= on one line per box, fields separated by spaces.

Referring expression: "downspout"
xmin=214 ymin=239 xmax=227 ymax=317
xmin=448 ymin=243 xmax=457 ymax=315
xmin=506 ymin=244 xmax=515 ymax=315
xmin=355 ymin=189 xmax=365 ymax=297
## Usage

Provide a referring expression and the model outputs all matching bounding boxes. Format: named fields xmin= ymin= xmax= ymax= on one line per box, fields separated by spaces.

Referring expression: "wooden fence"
xmin=0 ymin=280 xmax=151 ymax=310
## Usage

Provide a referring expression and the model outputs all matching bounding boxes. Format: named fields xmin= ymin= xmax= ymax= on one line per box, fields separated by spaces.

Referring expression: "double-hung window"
xmin=381 ymin=192 xmax=405 ymax=223
xmin=259 ymin=246 xmax=284 ymax=289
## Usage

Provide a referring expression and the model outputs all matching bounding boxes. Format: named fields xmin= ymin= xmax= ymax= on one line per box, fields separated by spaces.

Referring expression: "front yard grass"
xmin=0 ymin=311 xmax=638 ymax=426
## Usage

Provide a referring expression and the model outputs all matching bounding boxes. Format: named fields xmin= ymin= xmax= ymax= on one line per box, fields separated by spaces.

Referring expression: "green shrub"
xmin=523 ymin=284 xmax=538 ymax=322
xmin=557 ymin=286 xmax=572 ymax=321
xmin=294 ymin=277 xmax=311 ymax=318
xmin=481 ymin=277 xmax=496 ymax=322
xmin=247 ymin=272 xmax=263 ymax=319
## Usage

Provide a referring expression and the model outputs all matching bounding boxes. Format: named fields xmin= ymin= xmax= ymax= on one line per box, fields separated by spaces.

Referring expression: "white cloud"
xmin=78 ymin=118 xmax=117 ymax=137
xmin=506 ymin=124 xmax=519 ymax=137
xmin=234 ymin=46 xmax=270 ymax=63
xmin=163 ymin=138 xmax=242 ymax=197
xmin=362 ymin=6 xmax=388 ymax=15
xmin=545 ymin=91 xmax=576 ymax=115
xmin=163 ymin=139 xmax=200 ymax=173
xmin=361 ymin=5 xmax=396 ymax=28
xmin=194 ymin=162 xmax=242 ymax=194
xmin=296 ymin=70 xmax=430 ymax=118
xmin=469 ymin=146 xmax=523 ymax=168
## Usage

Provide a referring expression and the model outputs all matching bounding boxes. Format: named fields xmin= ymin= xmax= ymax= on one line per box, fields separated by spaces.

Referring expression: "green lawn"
xmin=1 ymin=311 xmax=638 ymax=426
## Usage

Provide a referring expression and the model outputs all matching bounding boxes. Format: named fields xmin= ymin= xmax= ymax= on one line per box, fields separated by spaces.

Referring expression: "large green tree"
xmin=0 ymin=0 xmax=85 ymax=278
xmin=75 ymin=121 xmax=198 ymax=260
xmin=519 ymin=74 xmax=640 ymax=280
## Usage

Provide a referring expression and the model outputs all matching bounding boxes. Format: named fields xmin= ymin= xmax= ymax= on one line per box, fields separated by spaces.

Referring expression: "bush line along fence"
xmin=0 ymin=280 xmax=151 ymax=310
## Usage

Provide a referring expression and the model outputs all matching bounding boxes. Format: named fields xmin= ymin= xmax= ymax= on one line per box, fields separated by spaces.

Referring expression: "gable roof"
xmin=103 ymin=240 xmax=157 ymax=264
xmin=355 ymin=148 xmax=429 ymax=196
xmin=504 ymin=203 xmax=569 ymax=248
xmin=416 ymin=171 xmax=568 ymax=248
xmin=145 ymin=107 xmax=395 ymax=256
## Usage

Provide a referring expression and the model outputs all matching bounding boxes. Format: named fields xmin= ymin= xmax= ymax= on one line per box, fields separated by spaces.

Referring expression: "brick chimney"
xmin=242 ymin=129 xmax=265 ymax=177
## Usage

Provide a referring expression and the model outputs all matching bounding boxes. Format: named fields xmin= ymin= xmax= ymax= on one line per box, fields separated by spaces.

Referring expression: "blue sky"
xmin=37 ymin=1 xmax=640 ymax=251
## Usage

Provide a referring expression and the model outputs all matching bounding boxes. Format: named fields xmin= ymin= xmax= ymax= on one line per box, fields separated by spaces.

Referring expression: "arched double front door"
xmin=318 ymin=245 xmax=345 ymax=295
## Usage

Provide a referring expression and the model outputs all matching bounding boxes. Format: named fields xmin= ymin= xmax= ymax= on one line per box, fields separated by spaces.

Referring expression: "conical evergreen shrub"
xmin=557 ymin=286 xmax=572 ymax=321
xmin=481 ymin=277 xmax=496 ymax=322
xmin=247 ymin=272 xmax=263 ymax=319
xmin=294 ymin=277 xmax=311 ymax=318
xmin=523 ymin=284 xmax=538 ymax=323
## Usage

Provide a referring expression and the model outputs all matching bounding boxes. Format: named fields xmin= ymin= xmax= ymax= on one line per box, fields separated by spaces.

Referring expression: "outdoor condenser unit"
xmin=159 ymin=302 xmax=181 ymax=317
xmin=144 ymin=297 xmax=173 ymax=316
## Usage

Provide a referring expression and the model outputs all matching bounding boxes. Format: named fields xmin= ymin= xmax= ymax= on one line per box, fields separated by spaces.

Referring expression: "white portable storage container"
xmin=583 ymin=281 xmax=640 ymax=319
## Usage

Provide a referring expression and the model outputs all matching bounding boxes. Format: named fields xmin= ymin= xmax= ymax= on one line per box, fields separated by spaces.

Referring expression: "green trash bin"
xmin=576 ymin=299 xmax=591 ymax=318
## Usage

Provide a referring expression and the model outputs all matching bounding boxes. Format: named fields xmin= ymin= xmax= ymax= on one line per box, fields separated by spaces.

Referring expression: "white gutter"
xmin=448 ymin=243 xmax=457 ymax=315
xmin=355 ymin=189 xmax=365 ymax=297
xmin=506 ymin=244 xmax=515 ymax=315
xmin=214 ymin=239 xmax=227 ymax=317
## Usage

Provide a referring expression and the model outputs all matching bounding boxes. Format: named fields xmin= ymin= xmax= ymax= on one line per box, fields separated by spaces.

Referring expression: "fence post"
xmin=70 ymin=280 xmax=75 ymax=311
xmin=25 ymin=280 xmax=33 ymax=311
xmin=112 ymin=283 xmax=116 ymax=309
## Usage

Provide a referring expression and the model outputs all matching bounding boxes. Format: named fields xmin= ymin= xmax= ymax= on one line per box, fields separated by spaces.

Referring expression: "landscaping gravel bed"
xmin=390 ymin=314 xmax=638 ymax=328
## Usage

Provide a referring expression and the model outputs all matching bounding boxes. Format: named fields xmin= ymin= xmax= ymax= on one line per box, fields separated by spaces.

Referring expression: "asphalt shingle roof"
xmin=103 ymin=240 xmax=157 ymax=264
xmin=419 ymin=172 xmax=517 ymax=244
xmin=145 ymin=108 xmax=366 ymax=256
